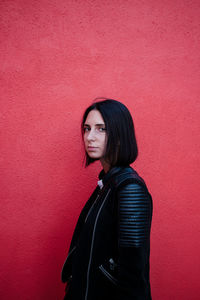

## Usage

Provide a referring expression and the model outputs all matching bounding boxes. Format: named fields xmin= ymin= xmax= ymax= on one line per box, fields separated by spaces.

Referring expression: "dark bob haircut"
xmin=81 ymin=98 xmax=138 ymax=167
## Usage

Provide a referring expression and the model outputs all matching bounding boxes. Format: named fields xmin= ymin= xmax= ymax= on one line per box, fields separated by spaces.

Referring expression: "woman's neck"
xmin=100 ymin=159 xmax=110 ymax=174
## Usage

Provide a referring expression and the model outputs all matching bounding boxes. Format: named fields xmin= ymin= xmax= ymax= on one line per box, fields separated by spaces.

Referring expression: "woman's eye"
xmin=99 ymin=127 xmax=106 ymax=132
xmin=83 ymin=127 xmax=106 ymax=132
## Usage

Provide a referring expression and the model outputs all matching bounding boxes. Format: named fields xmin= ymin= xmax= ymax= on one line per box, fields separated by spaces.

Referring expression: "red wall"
xmin=1 ymin=1 xmax=200 ymax=299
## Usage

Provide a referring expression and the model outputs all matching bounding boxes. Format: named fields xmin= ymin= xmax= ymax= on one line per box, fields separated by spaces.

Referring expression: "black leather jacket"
xmin=61 ymin=166 xmax=153 ymax=300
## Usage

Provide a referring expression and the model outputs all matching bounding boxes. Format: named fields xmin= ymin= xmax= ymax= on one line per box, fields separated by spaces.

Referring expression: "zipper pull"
xmin=109 ymin=258 xmax=117 ymax=271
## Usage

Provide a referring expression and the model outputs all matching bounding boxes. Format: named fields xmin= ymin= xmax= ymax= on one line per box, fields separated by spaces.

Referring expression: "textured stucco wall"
xmin=0 ymin=1 xmax=200 ymax=299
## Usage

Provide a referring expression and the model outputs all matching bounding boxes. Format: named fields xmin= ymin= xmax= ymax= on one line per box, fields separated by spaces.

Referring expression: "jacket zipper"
xmin=61 ymin=246 xmax=76 ymax=272
xmin=84 ymin=188 xmax=111 ymax=300
xmin=84 ymin=193 xmax=100 ymax=223
xmin=99 ymin=265 xmax=118 ymax=286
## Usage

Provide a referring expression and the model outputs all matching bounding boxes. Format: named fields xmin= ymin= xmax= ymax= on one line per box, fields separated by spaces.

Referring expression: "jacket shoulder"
xmin=111 ymin=167 xmax=149 ymax=193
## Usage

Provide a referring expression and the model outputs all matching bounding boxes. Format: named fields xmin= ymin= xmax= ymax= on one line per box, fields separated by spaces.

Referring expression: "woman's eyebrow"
xmin=84 ymin=123 xmax=105 ymax=126
xmin=95 ymin=123 xmax=105 ymax=126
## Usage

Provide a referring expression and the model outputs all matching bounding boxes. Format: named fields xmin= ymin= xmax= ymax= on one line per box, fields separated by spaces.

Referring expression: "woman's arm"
xmin=117 ymin=182 xmax=152 ymax=300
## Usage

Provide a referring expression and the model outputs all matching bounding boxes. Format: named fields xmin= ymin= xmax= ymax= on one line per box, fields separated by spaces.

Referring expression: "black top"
xmin=61 ymin=166 xmax=153 ymax=300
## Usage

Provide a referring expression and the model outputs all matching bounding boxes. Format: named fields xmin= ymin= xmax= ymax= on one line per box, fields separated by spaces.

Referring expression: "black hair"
xmin=81 ymin=98 xmax=138 ymax=167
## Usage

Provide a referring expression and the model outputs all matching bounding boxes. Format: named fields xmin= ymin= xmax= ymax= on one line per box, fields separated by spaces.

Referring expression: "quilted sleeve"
xmin=119 ymin=183 xmax=152 ymax=247
xmin=117 ymin=182 xmax=152 ymax=300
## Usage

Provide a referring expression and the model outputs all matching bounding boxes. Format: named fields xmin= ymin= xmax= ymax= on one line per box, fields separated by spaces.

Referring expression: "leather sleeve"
xmin=117 ymin=183 xmax=152 ymax=300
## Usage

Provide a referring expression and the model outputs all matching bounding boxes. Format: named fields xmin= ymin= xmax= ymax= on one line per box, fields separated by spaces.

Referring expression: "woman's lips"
xmin=87 ymin=146 xmax=98 ymax=151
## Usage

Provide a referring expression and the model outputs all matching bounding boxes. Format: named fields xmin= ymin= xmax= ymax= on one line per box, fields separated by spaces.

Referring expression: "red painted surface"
xmin=0 ymin=1 xmax=200 ymax=299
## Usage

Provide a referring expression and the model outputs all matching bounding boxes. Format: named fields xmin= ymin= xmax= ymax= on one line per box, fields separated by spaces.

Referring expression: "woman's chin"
xmin=88 ymin=154 xmax=100 ymax=159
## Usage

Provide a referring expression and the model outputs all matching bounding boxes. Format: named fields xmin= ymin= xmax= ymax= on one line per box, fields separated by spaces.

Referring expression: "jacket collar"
xmin=98 ymin=165 xmax=132 ymax=186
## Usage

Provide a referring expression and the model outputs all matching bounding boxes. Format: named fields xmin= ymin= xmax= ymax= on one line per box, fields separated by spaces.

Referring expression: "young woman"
xmin=61 ymin=99 xmax=153 ymax=300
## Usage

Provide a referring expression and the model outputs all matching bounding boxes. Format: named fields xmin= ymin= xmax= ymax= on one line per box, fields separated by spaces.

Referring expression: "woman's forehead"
xmin=84 ymin=110 xmax=105 ymax=125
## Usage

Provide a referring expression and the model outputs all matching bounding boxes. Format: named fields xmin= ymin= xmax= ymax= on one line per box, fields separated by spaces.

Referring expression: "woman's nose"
xmin=87 ymin=129 xmax=96 ymax=141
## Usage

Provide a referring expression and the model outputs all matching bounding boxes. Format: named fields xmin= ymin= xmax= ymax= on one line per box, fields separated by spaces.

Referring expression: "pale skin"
xmin=83 ymin=109 xmax=110 ymax=173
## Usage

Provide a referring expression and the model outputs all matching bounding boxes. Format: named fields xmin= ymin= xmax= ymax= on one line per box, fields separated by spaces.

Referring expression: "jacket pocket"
xmin=64 ymin=275 xmax=72 ymax=297
xmin=98 ymin=261 xmax=118 ymax=286
xmin=61 ymin=246 xmax=76 ymax=283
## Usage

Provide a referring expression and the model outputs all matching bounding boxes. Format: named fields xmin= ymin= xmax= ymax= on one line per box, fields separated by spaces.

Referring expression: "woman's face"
xmin=83 ymin=109 xmax=107 ymax=162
